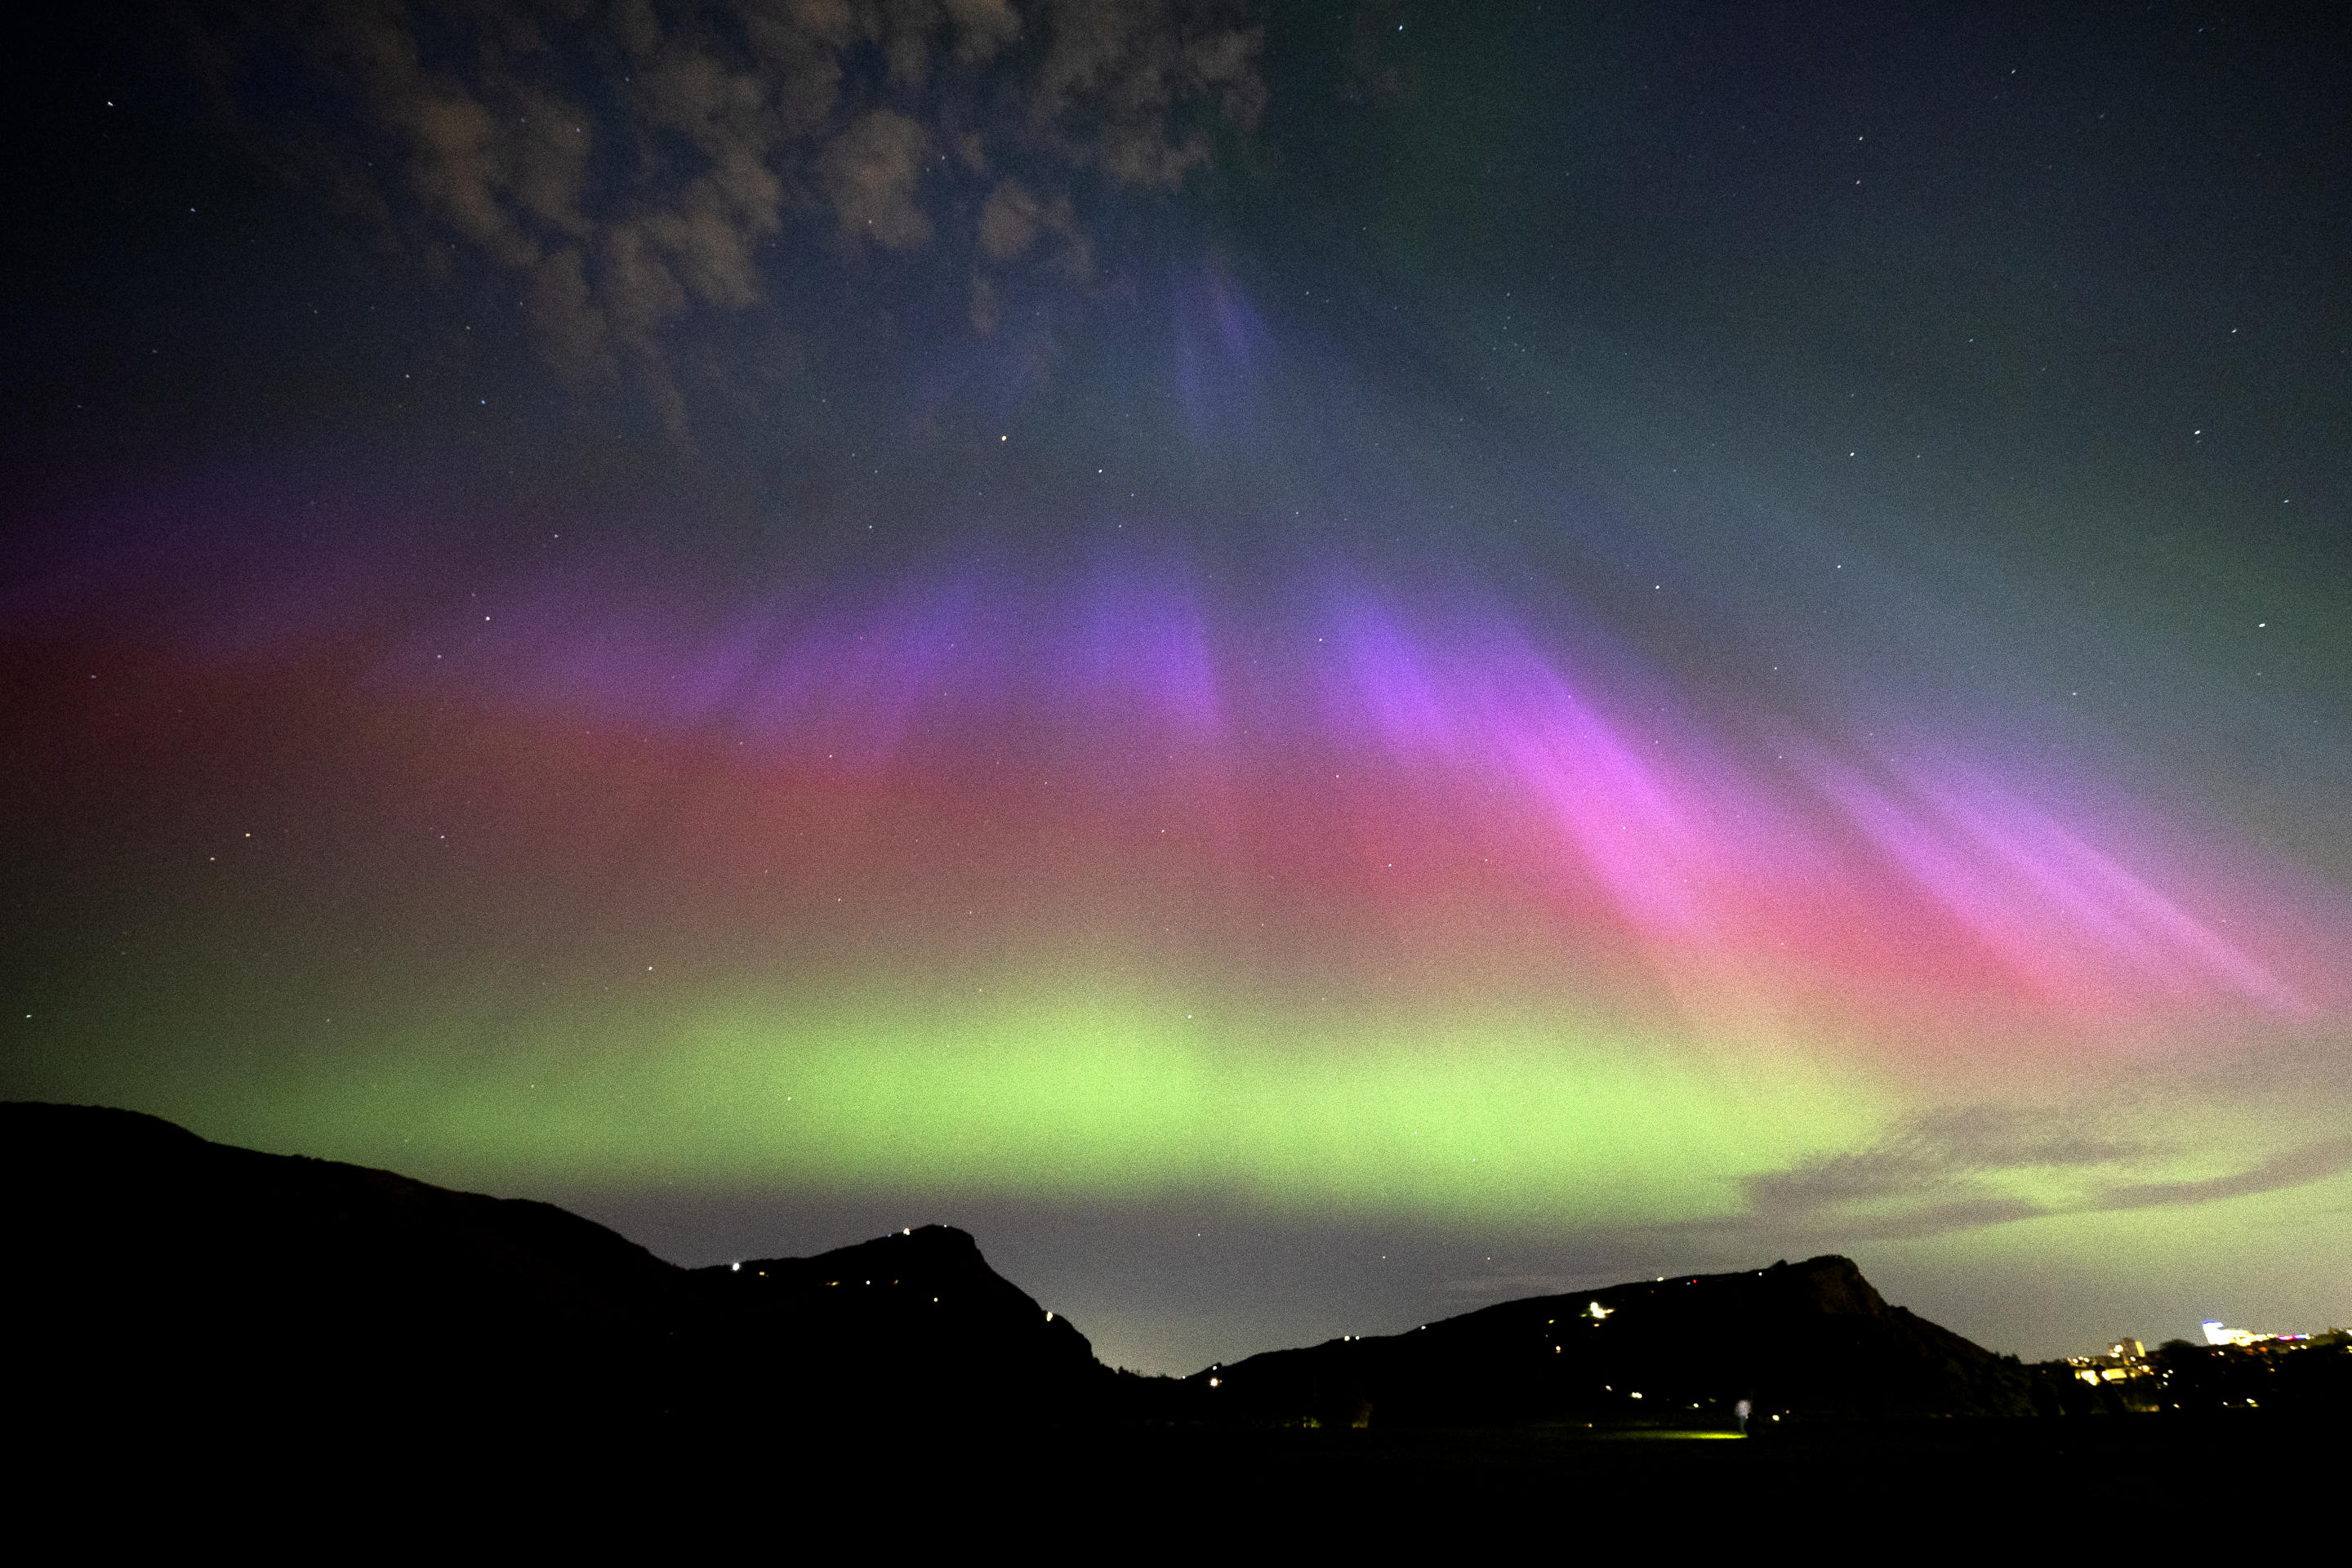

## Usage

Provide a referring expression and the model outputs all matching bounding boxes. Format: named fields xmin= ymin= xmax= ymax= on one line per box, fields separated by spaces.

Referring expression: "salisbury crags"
xmin=1158 ymin=1254 xmax=2034 ymax=1428
xmin=6 ymin=1101 xmax=2025 ymax=1440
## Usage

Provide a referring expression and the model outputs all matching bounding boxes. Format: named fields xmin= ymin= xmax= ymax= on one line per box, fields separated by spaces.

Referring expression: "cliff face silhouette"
xmin=2 ymin=1102 xmax=1101 ymax=1446
xmin=680 ymin=1227 xmax=1107 ymax=1423
xmin=7 ymin=1102 xmax=2029 ymax=1447
xmin=1170 ymin=1257 xmax=2036 ymax=1426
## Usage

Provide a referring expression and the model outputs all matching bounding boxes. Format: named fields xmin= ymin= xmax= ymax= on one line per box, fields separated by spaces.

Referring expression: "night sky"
xmin=6 ymin=2 xmax=2348 ymax=1374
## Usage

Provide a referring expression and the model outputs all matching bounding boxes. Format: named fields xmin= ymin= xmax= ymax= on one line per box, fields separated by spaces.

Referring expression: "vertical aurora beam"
xmin=33 ymin=520 xmax=2335 ymax=1029
xmin=2 ymin=501 xmax=2340 ymax=1222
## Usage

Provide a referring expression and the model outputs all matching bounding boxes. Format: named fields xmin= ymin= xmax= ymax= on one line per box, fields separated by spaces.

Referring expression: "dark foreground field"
xmin=1115 ymin=1411 xmax=2336 ymax=1499
xmin=12 ymin=1105 xmax=2341 ymax=1537
xmin=32 ymin=1410 xmax=2336 ymax=1542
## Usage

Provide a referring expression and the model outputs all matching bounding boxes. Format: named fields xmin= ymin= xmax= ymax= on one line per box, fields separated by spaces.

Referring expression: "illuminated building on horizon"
xmin=2202 ymin=1321 xmax=2291 ymax=1348
xmin=2068 ymin=1336 xmax=2151 ymax=1386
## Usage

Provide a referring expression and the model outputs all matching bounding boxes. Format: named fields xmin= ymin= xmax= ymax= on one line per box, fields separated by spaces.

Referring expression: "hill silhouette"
xmin=1158 ymin=1256 xmax=2035 ymax=1428
xmin=8 ymin=1101 xmax=2035 ymax=1454
xmin=681 ymin=1225 xmax=1107 ymax=1422
xmin=2 ymin=1102 xmax=1102 ymax=1448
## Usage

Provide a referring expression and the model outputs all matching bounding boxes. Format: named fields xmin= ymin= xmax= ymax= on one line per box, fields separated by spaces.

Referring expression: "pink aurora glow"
xmin=310 ymin=545 xmax=2328 ymax=1033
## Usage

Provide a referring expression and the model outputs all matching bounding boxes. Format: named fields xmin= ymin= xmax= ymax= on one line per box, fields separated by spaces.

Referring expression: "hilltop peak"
xmin=1176 ymin=1251 xmax=2020 ymax=1426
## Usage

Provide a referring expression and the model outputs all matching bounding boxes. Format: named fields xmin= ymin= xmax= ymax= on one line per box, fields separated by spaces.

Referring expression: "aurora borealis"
xmin=6 ymin=2 xmax=2349 ymax=1372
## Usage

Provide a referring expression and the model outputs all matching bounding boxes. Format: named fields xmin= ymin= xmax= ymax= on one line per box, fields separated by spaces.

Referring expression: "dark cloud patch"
xmin=1028 ymin=0 xmax=1265 ymax=187
xmin=1741 ymin=1102 xmax=2144 ymax=1232
xmin=2096 ymin=1137 xmax=2352 ymax=1213
xmin=978 ymin=175 xmax=1042 ymax=257
xmin=1724 ymin=1103 xmax=2352 ymax=1245
xmin=1824 ymin=1196 xmax=2050 ymax=1243
xmin=197 ymin=0 xmax=1263 ymax=435
xmin=818 ymin=106 xmax=933 ymax=248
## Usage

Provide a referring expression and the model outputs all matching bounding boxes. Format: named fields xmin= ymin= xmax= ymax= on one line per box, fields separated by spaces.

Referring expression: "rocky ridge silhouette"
xmin=1162 ymin=1255 xmax=2035 ymax=1428
xmin=7 ymin=1101 xmax=2034 ymax=1446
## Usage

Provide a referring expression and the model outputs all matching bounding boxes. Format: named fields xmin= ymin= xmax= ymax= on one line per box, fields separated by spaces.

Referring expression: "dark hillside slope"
xmin=683 ymin=1226 xmax=1107 ymax=1422
xmin=6 ymin=1102 xmax=682 ymax=1437
xmin=2 ymin=1102 xmax=1102 ymax=1445
xmin=5 ymin=1102 xmax=2029 ymax=1454
xmin=1184 ymin=1256 xmax=2032 ymax=1427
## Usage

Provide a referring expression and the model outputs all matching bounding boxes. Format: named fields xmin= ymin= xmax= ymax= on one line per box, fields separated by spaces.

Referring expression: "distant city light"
xmin=2203 ymin=1319 xmax=2280 ymax=1347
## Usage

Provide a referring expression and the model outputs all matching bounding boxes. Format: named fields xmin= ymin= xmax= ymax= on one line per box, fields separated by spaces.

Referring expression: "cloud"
xmin=524 ymin=247 xmax=610 ymax=379
xmin=974 ymin=176 xmax=1089 ymax=288
xmin=1742 ymin=1102 xmax=2143 ymax=1226
xmin=206 ymin=1 xmax=1267 ymax=432
xmin=945 ymin=0 xmax=1024 ymax=64
xmin=978 ymin=176 xmax=1043 ymax=259
xmin=1030 ymin=0 xmax=1265 ymax=186
xmin=2096 ymin=1137 xmax=2352 ymax=1211
xmin=1731 ymin=1103 xmax=2118 ymax=1241
xmin=819 ymin=109 xmax=933 ymax=248
xmin=1724 ymin=1102 xmax=2352 ymax=1245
